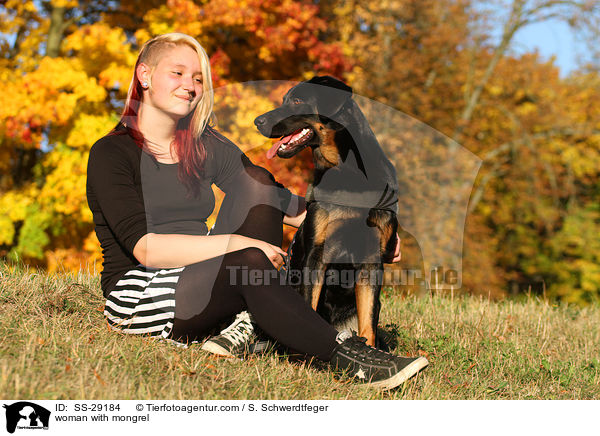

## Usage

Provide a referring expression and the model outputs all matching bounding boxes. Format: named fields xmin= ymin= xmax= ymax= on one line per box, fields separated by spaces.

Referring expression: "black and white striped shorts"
xmin=103 ymin=266 xmax=184 ymax=339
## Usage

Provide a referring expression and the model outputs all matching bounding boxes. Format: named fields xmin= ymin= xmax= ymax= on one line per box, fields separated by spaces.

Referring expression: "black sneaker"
xmin=201 ymin=311 xmax=273 ymax=358
xmin=329 ymin=331 xmax=429 ymax=390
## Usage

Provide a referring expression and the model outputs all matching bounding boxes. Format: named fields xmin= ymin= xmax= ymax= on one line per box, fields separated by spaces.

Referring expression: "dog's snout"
xmin=254 ymin=116 xmax=266 ymax=127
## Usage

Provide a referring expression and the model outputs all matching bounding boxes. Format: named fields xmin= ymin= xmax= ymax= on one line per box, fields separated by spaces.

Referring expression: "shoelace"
xmin=344 ymin=334 xmax=395 ymax=363
xmin=218 ymin=313 xmax=254 ymax=346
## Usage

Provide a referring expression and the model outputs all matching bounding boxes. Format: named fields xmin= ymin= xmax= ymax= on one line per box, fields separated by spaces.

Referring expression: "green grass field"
xmin=1 ymin=262 xmax=599 ymax=400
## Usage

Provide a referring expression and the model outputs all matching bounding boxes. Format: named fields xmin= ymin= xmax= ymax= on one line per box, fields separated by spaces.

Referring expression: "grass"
xmin=1 ymin=262 xmax=599 ymax=400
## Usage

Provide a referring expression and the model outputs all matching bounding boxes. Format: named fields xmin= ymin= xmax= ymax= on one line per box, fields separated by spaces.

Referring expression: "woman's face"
xmin=142 ymin=44 xmax=204 ymax=120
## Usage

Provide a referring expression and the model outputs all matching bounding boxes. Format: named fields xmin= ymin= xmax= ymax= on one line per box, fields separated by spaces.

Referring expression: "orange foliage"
xmin=2 ymin=0 xmax=600 ymax=303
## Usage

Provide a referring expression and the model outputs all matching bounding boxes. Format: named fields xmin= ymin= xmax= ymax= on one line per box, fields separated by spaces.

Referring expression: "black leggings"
xmin=170 ymin=161 xmax=338 ymax=361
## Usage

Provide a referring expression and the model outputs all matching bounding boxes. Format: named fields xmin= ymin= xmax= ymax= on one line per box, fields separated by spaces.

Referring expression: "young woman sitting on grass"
xmin=86 ymin=32 xmax=428 ymax=390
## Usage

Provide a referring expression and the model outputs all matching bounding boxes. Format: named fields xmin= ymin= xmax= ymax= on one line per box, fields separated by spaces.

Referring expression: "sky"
xmin=508 ymin=18 xmax=587 ymax=77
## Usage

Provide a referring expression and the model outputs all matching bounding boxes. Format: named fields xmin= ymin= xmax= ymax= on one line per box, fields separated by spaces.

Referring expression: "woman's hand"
xmin=246 ymin=237 xmax=288 ymax=269
xmin=283 ymin=209 xmax=307 ymax=228
xmin=390 ymin=233 xmax=401 ymax=263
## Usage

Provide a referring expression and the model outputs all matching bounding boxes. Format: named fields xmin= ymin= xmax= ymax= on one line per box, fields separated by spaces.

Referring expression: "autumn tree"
xmin=319 ymin=0 xmax=600 ymax=301
xmin=0 ymin=0 xmax=350 ymax=271
xmin=2 ymin=0 xmax=600 ymax=304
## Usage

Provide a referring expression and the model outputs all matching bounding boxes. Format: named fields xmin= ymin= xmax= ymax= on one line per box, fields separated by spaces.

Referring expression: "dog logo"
xmin=3 ymin=402 xmax=50 ymax=433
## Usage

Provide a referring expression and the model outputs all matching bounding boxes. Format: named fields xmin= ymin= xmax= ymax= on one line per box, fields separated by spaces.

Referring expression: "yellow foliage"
xmin=134 ymin=29 xmax=153 ymax=46
xmin=66 ymin=114 xmax=116 ymax=150
xmin=14 ymin=25 xmax=50 ymax=71
xmin=38 ymin=146 xmax=90 ymax=219
xmin=1 ymin=0 xmax=599 ymax=304
xmin=2 ymin=0 xmax=38 ymax=24
xmin=259 ymin=46 xmax=273 ymax=62
xmin=142 ymin=0 xmax=203 ymax=37
xmin=50 ymin=0 xmax=78 ymax=8
xmin=0 ymin=185 xmax=40 ymax=245
xmin=98 ymin=62 xmax=134 ymax=91
xmin=0 ymin=57 xmax=107 ymax=145
xmin=213 ymin=83 xmax=280 ymax=152
xmin=83 ymin=231 xmax=101 ymax=255
xmin=0 ymin=189 xmax=36 ymax=222
xmin=488 ymin=85 xmax=503 ymax=97
xmin=63 ymin=23 xmax=137 ymax=91
xmin=144 ymin=4 xmax=178 ymax=36
xmin=0 ymin=2 xmax=47 ymax=69
xmin=515 ymin=102 xmax=537 ymax=116
xmin=0 ymin=214 xmax=15 ymax=247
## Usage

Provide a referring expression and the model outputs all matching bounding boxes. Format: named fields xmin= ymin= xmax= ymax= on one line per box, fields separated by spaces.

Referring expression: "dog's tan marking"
xmin=369 ymin=210 xmax=396 ymax=260
xmin=310 ymin=274 xmax=325 ymax=311
xmin=307 ymin=209 xmax=328 ymax=310
xmin=311 ymin=122 xmax=339 ymax=167
xmin=355 ymin=282 xmax=376 ymax=346
xmin=313 ymin=208 xmax=330 ymax=246
xmin=313 ymin=208 xmax=361 ymax=246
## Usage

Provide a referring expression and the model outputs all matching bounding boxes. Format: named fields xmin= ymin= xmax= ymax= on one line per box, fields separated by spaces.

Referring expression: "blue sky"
xmin=500 ymin=18 xmax=587 ymax=77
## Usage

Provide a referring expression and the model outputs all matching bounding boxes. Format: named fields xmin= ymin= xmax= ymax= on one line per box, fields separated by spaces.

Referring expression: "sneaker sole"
xmin=201 ymin=341 xmax=235 ymax=357
xmin=368 ymin=356 xmax=429 ymax=390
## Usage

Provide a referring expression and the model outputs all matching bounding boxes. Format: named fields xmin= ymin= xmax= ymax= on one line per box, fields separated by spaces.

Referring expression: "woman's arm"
xmin=283 ymin=209 xmax=307 ymax=228
xmin=133 ymin=233 xmax=287 ymax=269
xmin=283 ymin=194 xmax=307 ymax=227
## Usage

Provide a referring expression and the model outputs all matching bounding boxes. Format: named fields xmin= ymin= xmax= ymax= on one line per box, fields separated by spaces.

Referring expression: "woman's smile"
xmin=174 ymin=93 xmax=196 ymax=105
xmin=175 ymin=94 xmax=193 ymax=101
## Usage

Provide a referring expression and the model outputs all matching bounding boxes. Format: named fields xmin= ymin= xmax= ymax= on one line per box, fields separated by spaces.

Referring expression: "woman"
xmin=86 ymin=33 xmax=428 ymax=390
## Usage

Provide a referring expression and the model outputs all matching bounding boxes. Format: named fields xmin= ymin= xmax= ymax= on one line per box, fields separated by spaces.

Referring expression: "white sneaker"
xmin=201 ymin=311 xmax=273 ymax=357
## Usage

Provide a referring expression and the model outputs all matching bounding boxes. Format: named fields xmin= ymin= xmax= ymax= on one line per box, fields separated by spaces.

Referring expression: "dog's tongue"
xmin=266 ymin=129 xmax=303 ymax=159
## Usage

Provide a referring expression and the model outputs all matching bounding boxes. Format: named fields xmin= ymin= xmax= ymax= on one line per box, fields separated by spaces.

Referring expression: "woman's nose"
xmin=182 ymin=76 xmax=195 ymax=91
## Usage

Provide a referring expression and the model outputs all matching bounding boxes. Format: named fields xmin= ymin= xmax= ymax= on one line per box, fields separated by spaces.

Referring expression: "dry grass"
xmin=1 ymin=262 xmax=599 ymax=400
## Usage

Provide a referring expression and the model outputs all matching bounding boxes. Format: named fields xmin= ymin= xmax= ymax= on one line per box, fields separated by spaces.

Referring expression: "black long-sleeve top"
xmin=86 ymin=124 xmax=289 ymax=297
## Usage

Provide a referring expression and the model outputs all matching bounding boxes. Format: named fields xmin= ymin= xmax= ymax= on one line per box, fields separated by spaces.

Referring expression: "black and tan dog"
xmin=254 ymin=76 xmax=399 ymax=347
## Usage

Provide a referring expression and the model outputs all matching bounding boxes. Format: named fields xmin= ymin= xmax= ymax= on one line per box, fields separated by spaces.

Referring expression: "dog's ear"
xmin=307 ymin=76 xmax=353 ymax=94
xmin=306 ymin=76 xmax=353 ymax=117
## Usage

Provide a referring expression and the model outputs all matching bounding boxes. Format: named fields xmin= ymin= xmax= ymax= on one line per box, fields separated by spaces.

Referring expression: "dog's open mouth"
xmin=266 ymin=127 xmax=314 ymax=159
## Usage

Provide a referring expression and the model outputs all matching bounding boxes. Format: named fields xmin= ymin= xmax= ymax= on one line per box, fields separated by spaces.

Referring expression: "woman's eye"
xmin=195 ymin=78 xmax=203 ymax=84
xmin=172 ymin=71 xmax=182 ymax=76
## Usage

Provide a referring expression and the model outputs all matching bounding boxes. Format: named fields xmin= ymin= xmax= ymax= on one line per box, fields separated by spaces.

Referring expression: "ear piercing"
xmin=142 ymin=81 xmax=148 ymax=89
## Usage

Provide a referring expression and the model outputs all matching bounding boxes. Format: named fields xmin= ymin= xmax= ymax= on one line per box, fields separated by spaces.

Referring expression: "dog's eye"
xmin=292 ymin=98 xmax=303 ymax=105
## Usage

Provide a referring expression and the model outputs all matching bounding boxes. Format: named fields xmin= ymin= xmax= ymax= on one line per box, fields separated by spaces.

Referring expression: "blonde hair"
xmin=125 ymin=32 xmax=214 ymax=138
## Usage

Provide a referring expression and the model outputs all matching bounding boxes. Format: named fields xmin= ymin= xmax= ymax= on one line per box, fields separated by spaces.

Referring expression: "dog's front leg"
xmin=355 ymin=286 xmax=376 ymax=346
xmin=309 ymin=273 xmax=325 ymax=312
xmin=355 ymin=266 xmax=380 ymax=347
xmin=300 ymin=249 xmax=327 ymax=312
xmin=297 ymin=205 xmax=329 ymax=312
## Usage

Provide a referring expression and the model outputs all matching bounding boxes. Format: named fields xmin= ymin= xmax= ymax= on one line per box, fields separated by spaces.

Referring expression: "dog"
xmin=254 ymin=76 xmax=399 ymax=347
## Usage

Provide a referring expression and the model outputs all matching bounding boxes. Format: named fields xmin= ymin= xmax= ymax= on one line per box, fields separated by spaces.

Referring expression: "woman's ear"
xmin=136 ymin=63 xmax=151 ymax=89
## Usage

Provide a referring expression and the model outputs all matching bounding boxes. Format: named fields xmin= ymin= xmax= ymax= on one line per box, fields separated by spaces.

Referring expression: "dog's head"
xmin=254 ymin=76 xmax=353 ymax=162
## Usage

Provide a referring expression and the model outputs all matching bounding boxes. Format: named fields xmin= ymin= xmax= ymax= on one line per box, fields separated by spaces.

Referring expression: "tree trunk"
xmin=46 ymin=6 xmax=66 ymax=58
